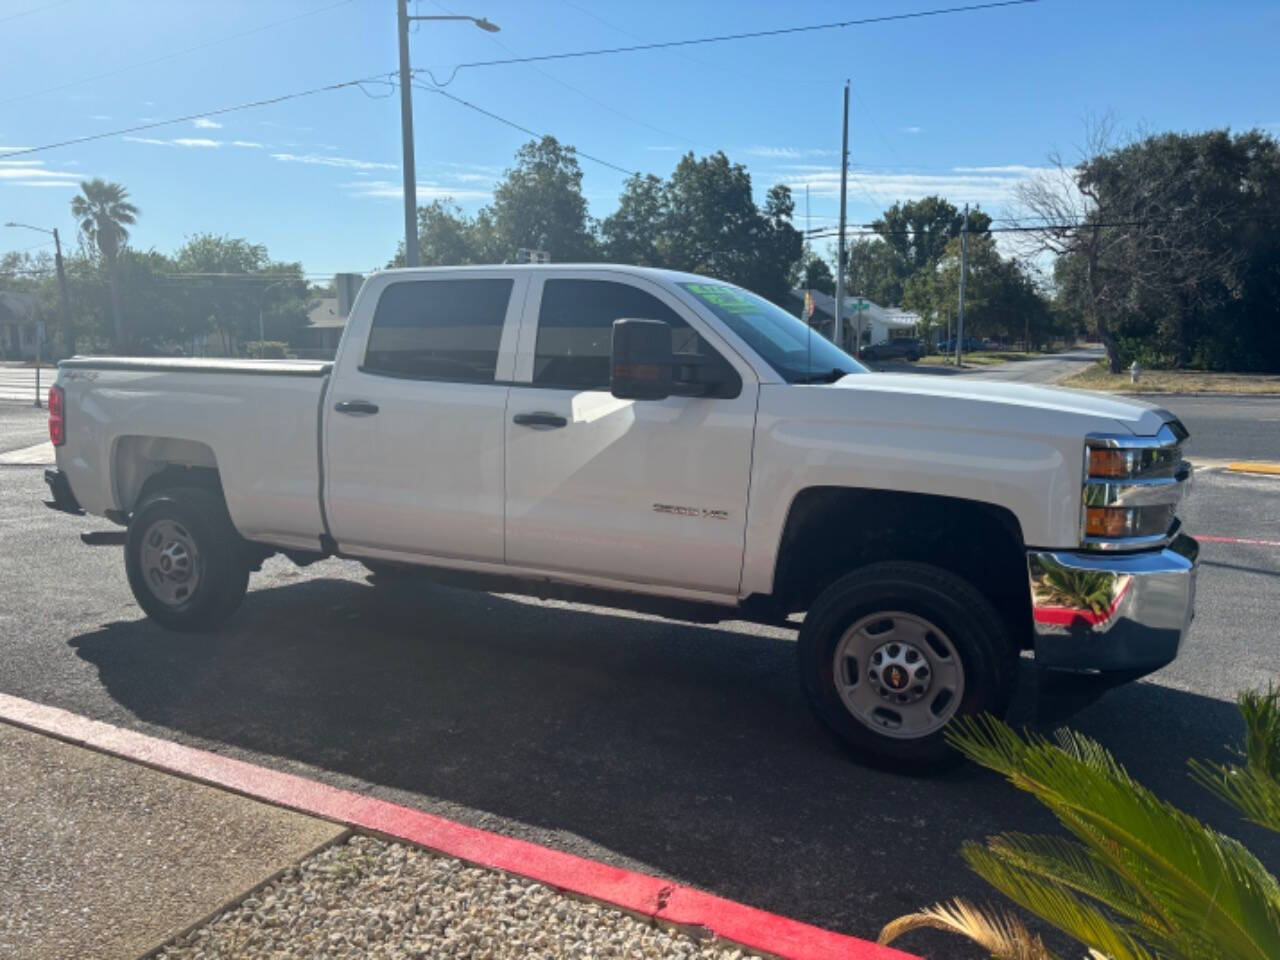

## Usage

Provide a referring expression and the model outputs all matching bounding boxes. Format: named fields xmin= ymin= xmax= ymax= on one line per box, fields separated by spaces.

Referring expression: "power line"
xmin=413 ymin=81 xmax=639 ymax=177
xmin=0 ymin=0 xmax=69 ymax=25
xmin=429 ymin=0 xmax=707 ymax=150
xmin=0 ymin=0 xmax=356 ymax=106
xmin=0 ymin=74 xmax=398 ymax=159
xmin=413 ymin=0 xmax=1039 ymax=86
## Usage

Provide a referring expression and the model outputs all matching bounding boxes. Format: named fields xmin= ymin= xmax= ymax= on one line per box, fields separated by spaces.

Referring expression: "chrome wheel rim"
xmin=832 ymin=611 xmax=964 ymax=740
xmin=139 ymin=518 xmax=201 ymax=607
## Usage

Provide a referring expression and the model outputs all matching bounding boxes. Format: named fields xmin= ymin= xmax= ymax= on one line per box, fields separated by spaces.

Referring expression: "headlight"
xmin=1082 ymin=422 xmax=1189 ymax=550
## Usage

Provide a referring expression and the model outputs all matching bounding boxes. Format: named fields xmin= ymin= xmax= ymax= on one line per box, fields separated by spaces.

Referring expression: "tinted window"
xmin=534 ymin=279 xmax=726 ymax=391
xmin=364 ymin=278 xmax=513 ymax=381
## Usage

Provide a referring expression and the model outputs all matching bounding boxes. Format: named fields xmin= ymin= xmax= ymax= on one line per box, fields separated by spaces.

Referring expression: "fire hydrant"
xmin=1130 ymin=360 xmax=1142 ymax=384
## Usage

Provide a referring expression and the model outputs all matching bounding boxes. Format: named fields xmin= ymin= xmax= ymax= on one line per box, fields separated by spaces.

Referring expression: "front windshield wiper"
xmin=792 ymin=367 xmax=851 ymax=384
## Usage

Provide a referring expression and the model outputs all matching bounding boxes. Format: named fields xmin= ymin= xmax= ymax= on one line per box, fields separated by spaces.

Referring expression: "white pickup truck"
xmin=43 ymin=265 xmax=1198 ymax=770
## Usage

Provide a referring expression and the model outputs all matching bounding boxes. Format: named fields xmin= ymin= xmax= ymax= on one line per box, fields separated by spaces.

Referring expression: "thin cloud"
xmin=271 ymin=152 xmax=397 ymax=171
xmin=89 ymin=114 xmax=111 ymax=121
xmin=746 ymin=146 xmax=836 ymax=159
xmin=767 ymin=163 xmax=1055 ymax=210
xmin=0 ymin=160 xmax=83 ymax=188
xmin=901 ymin=126 xmax=924 ymax=135
xmin=123 ymin=136 xmax=221 ymax=148
xmin=193 ymin=117 xmax=223 ymax=129
xmin=0 ymin=147 xmax=34 ymax=154
xmin=231 ymin=140 xmax=264 ymax=148
xmin=343 ymin=179 xmax=490 ymax=201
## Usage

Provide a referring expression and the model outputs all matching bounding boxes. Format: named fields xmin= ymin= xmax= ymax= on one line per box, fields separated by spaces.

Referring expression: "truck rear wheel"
xmin=798 ymin=561 xmax=1015 ymax=773
xmin=125 ymin=485 xmax=250 ymax=632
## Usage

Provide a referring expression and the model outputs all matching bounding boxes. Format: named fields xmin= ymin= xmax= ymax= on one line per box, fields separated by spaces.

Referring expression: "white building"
xmin=791 ymin=289 xmax=920 ymax=351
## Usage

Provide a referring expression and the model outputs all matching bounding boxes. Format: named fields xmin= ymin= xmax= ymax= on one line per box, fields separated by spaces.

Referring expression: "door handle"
xmin=334 ymin=399 xmax=379 ymax=415
xmin=512 ymin=411 xmax=567 ymax=429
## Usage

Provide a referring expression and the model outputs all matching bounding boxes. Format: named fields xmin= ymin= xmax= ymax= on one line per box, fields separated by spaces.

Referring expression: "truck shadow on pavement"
xmin=69 ymin=571 xmax=1280 ymax=951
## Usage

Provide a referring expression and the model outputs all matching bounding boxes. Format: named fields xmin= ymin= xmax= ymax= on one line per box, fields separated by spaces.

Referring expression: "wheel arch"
xmin=112 ymin=435 xmax=222 ymax=514
xmin=772 ymin=486 xmax=1032 ymax=650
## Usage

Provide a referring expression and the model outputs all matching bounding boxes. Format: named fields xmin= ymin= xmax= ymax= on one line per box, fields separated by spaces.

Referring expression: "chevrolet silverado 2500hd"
xmin=43 ymin=265 xmax=1198 ymax=770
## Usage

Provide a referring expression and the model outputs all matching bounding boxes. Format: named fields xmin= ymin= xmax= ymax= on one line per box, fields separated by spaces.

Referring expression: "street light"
xmin=396 ymin=3 xmax=500 ymax=267
xmin=4 ymin=221 xmax=71 ymax=408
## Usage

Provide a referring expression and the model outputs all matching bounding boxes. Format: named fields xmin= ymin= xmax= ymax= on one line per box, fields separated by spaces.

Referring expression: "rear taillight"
xmin=49 ymin=384 xmax=65 ymax=446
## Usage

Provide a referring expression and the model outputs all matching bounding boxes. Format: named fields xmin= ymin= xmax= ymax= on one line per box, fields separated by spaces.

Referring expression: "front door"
xmin=324 ymin=273 xmax=525 ymax=562
xmin=504 ymin=274 xmax=757 ymax=596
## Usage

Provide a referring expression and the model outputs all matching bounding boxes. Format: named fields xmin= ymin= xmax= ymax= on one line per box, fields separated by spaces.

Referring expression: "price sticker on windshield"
xmin=684 ymin=283 xmax=760 ymax=315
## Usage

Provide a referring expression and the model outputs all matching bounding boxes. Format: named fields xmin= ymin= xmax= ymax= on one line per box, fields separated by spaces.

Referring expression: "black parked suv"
xmin=861 ymin=337 xmax=922 ymax=362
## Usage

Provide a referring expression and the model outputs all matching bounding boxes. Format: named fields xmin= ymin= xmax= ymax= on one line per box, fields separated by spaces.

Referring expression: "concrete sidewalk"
xmin=1 ymin=707 xmax=904 ymax=959
xmin=0 ymin=721 xmax=344 ymax=960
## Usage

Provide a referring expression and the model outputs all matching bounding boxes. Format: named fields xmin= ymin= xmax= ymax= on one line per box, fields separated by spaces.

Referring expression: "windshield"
xmin=679 ymin=282 xmax=865 ymax=383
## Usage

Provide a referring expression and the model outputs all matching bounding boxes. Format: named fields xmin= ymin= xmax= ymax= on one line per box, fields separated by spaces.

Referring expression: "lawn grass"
xmin=917 ymin=350 xmax=1041 ymax=367
xmin=1062 ymin=362 xmax=1280 ymax=395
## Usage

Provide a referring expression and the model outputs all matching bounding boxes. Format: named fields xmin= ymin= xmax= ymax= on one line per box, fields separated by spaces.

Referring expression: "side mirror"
xmin=611 ymin=318 xmax=673 ymax=400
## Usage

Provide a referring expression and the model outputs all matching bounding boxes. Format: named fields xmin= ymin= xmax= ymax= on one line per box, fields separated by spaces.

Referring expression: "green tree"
xmin=489 ymin=136 xmax=597 ymax=262
xmin=798 ymin=255 xmax=835 ymax=295
xmin=70 ymin=179 xmax=138 ymax=348
xmin=1018 ymin=125 xmax=1280 ymax=372
xmin=872 ymin=196 xmax=991 ymax=272
xmin=601 ymin=173 xmax=667 ymax=266
xmin=173 ymin=234 xmax=307 ymax=354
xmin=847 ymin=237 xmax=910 ymax=307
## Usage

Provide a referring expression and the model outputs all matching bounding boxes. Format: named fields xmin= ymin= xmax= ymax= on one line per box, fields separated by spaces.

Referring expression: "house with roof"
xmin=789 ymin=288 xmax=920 ymax=351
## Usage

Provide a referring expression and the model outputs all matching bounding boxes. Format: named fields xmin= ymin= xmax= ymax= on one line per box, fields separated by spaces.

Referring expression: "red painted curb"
xmin=0 ymin=693 xmax=917 ymax=960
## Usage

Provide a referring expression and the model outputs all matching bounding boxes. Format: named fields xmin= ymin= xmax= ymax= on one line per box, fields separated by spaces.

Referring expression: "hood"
xmin=830 ymin=373 xmax=1171 ymax=436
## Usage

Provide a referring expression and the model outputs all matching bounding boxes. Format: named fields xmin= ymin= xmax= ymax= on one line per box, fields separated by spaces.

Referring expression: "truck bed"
xmin=56 ymin=356 xmax=332 ymax=552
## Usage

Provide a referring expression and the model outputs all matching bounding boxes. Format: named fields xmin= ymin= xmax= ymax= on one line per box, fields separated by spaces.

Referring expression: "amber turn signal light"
xmin=1085 ymin=507 xmax=1132 ymax=538
xmin=1087 ymin=447 xmax=1134 ymax=478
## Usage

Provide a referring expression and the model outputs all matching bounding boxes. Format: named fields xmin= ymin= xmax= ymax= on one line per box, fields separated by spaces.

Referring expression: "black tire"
xmin=907 ymin=352 xmax=920 ymax=362
xmin=125 ymin=485 xmax=250 ymax=632
xmin=798 ymin=561 xmax=1015 ymax=773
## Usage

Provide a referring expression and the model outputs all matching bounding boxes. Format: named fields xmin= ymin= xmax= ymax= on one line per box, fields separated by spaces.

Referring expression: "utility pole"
xmin=395 ymin=5 xmax=500 ymax=269
xmin=833 ymin=80 xmax=849 ymax=350
xmin=53 ymin=228 xmax=71 ymax=359
xmin=954 ymin=203 xmax=969 ymax=366
xmin=396 ymin=0 xmax=419 ymax=268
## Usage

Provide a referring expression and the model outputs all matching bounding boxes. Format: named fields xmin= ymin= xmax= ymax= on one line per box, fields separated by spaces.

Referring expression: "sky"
xmin=2 ymin=0 xmax=1278 ymax=280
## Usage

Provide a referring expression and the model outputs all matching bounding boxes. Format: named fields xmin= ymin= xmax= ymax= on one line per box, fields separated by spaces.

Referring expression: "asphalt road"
xmin=1 ymin=442 xmax=1278 ymax=954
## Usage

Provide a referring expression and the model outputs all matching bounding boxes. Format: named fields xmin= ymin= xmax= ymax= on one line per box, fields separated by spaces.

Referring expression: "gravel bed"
xmin=156 ymin=834 xmax=763 ymax=959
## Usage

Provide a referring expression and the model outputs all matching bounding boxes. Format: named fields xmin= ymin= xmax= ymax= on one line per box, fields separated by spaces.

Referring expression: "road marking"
xmin=1197 ymin=534 xmax=1280 ymax=548
xmin=0 ymin=441 xmax=53 ymax=465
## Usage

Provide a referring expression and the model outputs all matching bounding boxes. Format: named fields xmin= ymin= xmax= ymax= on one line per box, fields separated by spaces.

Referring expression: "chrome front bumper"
xmin=1027 ymin=533 xmax=1198 ymax=676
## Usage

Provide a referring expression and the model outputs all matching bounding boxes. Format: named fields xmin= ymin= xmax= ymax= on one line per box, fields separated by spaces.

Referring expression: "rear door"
xmin=503 ymin=272 xmax=758 ymax=596
xmin=323 ymin=271 xmax=526 ymax=562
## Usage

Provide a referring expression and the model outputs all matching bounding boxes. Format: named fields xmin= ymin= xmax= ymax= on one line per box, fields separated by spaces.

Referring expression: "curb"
xmin=0 ymin=694 xmax=915 ymax=960
xmin=1227 ymin=461 xmax=1280 ymax=476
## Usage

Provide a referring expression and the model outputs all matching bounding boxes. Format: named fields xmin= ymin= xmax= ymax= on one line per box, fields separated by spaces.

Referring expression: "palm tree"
xmin=70 ymin=179 xmax=138 ymax=349
xmin=878 ymin=689 xmax=1280 ymax=959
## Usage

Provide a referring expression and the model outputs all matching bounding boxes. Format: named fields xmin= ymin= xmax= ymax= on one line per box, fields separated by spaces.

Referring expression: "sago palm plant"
xmin=879 ymin=688 xmax=1280 ymax=959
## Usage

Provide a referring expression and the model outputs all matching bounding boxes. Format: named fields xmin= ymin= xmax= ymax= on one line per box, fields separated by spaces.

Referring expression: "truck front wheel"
xmin=798 ymin=561 xmax=1015 ymax=773
xmin=125 ymin=485 xmax=250 ymax=632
